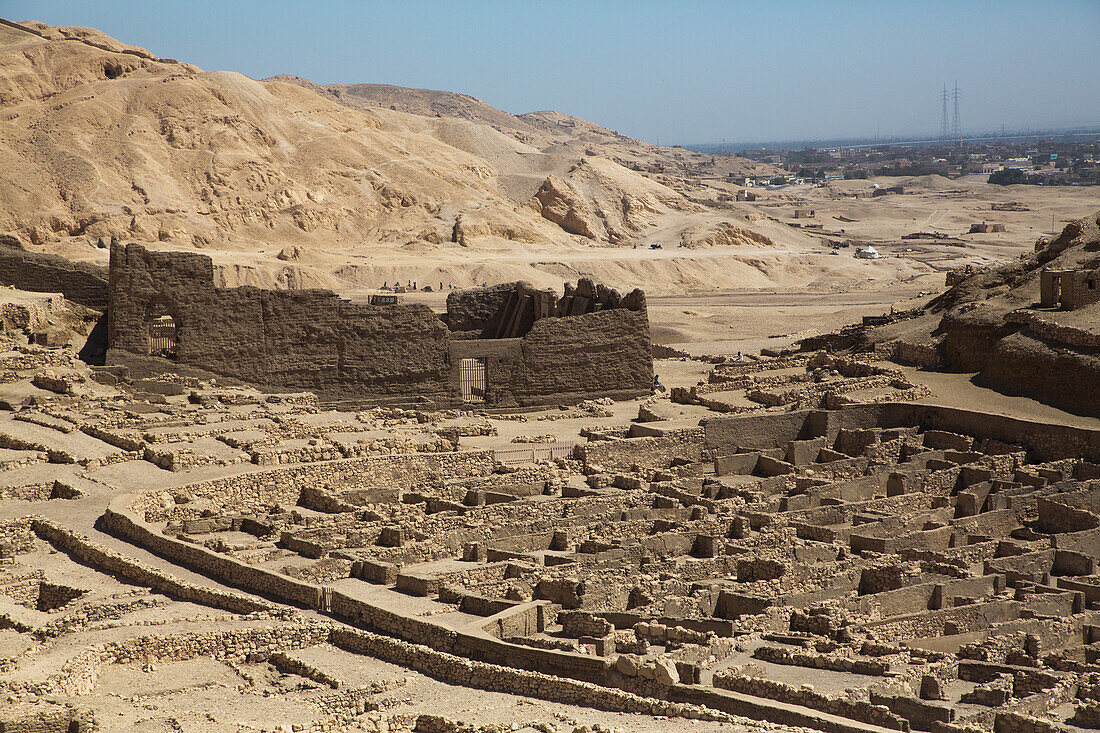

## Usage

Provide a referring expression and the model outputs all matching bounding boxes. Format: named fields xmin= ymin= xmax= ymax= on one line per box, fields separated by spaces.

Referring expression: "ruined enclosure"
xmin=106 ymin=244 xmax=653 ymax=407
xmin=7 ymin=294 xmax=1100 ymax=733
xmin=1041 ymin=268 xmax=1100 ymax=311
xmin=17 ymin=391 xmax=1100 ymax=733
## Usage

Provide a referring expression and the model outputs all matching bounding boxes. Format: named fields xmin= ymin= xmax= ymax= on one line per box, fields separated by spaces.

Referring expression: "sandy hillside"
xmin=0 ymin=19 xmax=806 ymax=293
xmin=3 ymin=19 xmax=1092 ymax=302
xmin=270 ymin=77 xmax=782 ymax=183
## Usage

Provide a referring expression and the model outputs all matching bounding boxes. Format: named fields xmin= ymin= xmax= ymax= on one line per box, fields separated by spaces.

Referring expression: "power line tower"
xmin=940 ymin=84 xmax=950 ymax=140
xmin=952 ymin=81 xmax=961 ymax=143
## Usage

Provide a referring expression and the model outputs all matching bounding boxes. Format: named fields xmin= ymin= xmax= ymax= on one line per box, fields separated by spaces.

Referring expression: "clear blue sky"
xmin=7 ymin=0 xmax=1099 ymax=144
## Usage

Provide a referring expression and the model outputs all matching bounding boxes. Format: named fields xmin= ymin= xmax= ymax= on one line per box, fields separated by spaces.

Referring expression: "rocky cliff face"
xmin=0 ymin=19 xmax=534 ymax=252
xmin=527 ymin=159 xmax=701 ymax=243
xmin=0 ymin=19 xmax=764 ymax=264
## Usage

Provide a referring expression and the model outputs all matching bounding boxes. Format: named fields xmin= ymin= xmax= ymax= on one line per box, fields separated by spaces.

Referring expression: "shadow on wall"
xmin=77 ymin=312 xmax=109 ymax=366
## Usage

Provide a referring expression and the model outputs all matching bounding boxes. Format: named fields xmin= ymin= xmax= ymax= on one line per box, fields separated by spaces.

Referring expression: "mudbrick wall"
xmin=937 ymin=307 xmax=1011 ymax=373
xmin=449 ymin=280 xmax=654 ymax=406
xmin=502 ymin=309 xmax=653 ymax=405
xmin=108 ymin=245 xmax=653 ymax=406
xmin=444 ymin=282 xmax=517 ymax=333
xmin=0 ymin=243 xmax=109 ymax=309
xmin=454 ymin=309 xmax=653 ymax=407
xmin=982 ymin=329 xmax=1100 ymax=417
xmin=107 ymin=243 xmax=452 ymax=403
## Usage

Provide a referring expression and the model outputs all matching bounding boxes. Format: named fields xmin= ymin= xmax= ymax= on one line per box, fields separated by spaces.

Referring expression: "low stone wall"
xmin=268 ymin=650 xmax=341 ymax=689
xmin=713 ymin=672 xmax=907 ymax=730
xmin=134 ymin=449 xmax=495 ymax=520
xmin=891 ymin=340 xmax=943 ymax=368
xmin=103 ymin=505 xmax=323 ymax=608
xmin=993 ymin=711 xmax=1070 ymax=733
xmin=0 ymin=701 xmax=87 ymax=733
xmin=752 ymin=645 xmax=889 ymax=676
xmin=1008 ymin=311 xmax=1100 ymax=351
xmin=328 ymin=626 xmax=727 ymax=721
xmin=0 ymin=517 xmax=37 ymax=557
xmin=50 ymin=624 xmax=329 ymax=697
xmin=106 ymin=494 xmax=612 ymax=683
xmin=28 ymin=518 xmax=272 ymax=615
xmin=576 ymin=428 xmax=705 ymax=472
xmin=860 ymin=599 xmax=1019 ymax=640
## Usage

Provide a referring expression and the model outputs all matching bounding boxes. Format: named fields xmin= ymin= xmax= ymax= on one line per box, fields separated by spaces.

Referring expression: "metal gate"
xmin=459 ymin=357 xmax=486 ymax=402
xmin=148 ymin=315 xmax=178 ymax=359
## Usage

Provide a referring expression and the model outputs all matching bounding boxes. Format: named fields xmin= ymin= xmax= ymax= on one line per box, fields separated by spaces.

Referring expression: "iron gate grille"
xmin=148 ymin=315 xmax=178 ymax=359
xmin=459 ymin=357 xmax=486 ymax=402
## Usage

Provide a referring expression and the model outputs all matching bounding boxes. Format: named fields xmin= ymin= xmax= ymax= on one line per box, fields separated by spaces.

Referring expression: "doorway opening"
xmin=459 ymin=357 xmax=486 ymax=402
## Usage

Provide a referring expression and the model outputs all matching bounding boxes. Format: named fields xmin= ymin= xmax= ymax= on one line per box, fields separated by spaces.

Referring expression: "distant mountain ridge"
xmin=263 ymin=74 xmax=773 ymax=181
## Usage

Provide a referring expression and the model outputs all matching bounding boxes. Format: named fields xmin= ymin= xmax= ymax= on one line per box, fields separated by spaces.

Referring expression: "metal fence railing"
xmin=493 ymin=442 xmax=576 ymax=465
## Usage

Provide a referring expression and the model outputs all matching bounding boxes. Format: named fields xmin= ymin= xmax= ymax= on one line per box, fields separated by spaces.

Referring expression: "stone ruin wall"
xmin=703 ymin=402 xmax=1100 ymax=465
xmin=131 ymin=447 xmax=496 ymax=521
xmin=106 ymin=244 xmax=654 ymax=407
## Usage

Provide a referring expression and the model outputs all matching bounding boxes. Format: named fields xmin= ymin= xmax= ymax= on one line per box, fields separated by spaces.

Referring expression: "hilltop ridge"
xmin=0 ymin=18 xmax=807 ymax=294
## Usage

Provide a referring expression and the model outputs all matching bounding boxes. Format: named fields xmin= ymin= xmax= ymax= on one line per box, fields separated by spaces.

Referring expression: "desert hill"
xmin=0 ymin=19 xmax=931 ymax=297
xmin=269 ymin=75 xmax=781 ymax=191
xmin=267 ymin=78 xmax=539 ymax=137
xmin=0 ymin=20 xmax=566 ymax=255
xmin=852 ymin=209 xmax=1100 ymax=415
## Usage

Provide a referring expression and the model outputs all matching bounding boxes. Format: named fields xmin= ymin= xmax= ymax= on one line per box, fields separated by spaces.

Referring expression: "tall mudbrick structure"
xmin=106 ymin=243 xmax=653 ymax=406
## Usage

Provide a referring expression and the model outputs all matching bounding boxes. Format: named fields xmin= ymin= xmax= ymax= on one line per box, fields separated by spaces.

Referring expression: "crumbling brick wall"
xmin=107 ymin=243 xmax=452 ymax=403
xmin=501 ymin=309 xmax=653 ymax=405
xmin=445 ymin=281 xmax=518 ymax=333
xmin=450 ymin=308 xmax=653 ymax=406
xmin=448 ymin=280 xmax=654 ymax=406
xmin=107 ymin=245 xmax=653 ymax=406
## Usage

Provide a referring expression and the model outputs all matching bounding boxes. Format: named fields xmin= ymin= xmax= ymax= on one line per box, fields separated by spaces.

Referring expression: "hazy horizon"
xmin=6 ymin=0 xmax=1099 ymax=146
